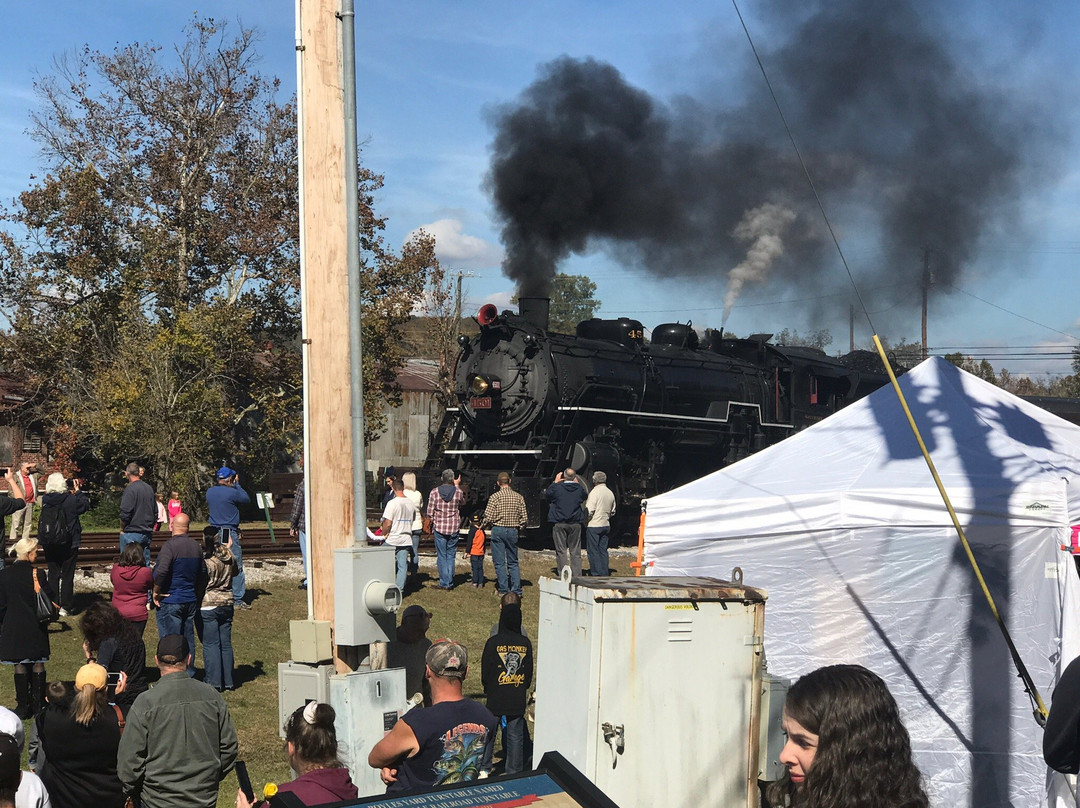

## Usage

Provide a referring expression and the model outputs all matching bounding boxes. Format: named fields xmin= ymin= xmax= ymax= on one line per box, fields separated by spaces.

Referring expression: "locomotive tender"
xmin=424 ymin=297 xmax=897 ymax=537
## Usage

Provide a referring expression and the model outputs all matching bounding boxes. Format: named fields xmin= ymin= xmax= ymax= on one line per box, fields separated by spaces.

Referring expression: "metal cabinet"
xmin=533 ymin=574 xmax=767 ymax=808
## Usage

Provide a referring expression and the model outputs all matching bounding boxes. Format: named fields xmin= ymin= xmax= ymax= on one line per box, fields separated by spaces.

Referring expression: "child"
xmin=154 ymin=492 xmax=167 ymax=531
xmin=29 ymin=680 xmax=74 ymax=773
xmin=469 ymin=516 xmax=487 ymax=588
xmin=167 ymin=490 xmax=182 ymax=530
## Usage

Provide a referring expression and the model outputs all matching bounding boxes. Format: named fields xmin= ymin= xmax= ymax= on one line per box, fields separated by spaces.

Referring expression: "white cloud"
xmin=409 ymin=218 xmax=503 ymax=268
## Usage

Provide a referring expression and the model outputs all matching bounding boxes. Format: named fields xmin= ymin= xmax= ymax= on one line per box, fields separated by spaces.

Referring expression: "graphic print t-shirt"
xmin=388 ymin=699 xmax=497 ymax=792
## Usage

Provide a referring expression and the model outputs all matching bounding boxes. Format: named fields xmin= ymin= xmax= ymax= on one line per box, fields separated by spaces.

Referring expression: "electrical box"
xmin=330 ymin=667 xmax=408 ymax=798
xmin=758 ymin=672 xmax=791 ymax=782
xmin=278 ymin=661 xmax=334 ymax=739
xmin=533 ymin=573 xmax=767 ymax=808
xmin=290 ymin=620 xmax=333 ymax=664
xmin=333 ymin=546 xmax=401 ymax=646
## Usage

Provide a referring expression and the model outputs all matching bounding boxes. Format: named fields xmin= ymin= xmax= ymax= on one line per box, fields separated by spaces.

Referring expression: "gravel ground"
xmin=72 ymin=545 xmax=642 ymax=594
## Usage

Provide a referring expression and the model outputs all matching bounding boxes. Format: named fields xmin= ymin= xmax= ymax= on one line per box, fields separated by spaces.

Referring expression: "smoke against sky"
xmin=486 ymin=0 xmax=1061 ymax=324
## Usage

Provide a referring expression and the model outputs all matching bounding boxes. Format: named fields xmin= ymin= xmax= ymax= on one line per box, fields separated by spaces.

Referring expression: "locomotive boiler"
xmin=424 ymin=297 xmax=895 ymax=537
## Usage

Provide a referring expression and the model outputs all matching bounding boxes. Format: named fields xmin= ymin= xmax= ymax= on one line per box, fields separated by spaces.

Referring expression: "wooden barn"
xmin=365 ymin=359 xmax=442 ymax=474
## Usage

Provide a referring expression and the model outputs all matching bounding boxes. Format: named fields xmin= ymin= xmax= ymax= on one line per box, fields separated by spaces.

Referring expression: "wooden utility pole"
xmin=849 ymin=303 xmax=855 ymax=353
xmin=298 ymin=0 xmax=356 ymax=671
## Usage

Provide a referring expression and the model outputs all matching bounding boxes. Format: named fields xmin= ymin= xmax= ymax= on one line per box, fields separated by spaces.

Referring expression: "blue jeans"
xmin=481 ymin=714 xmax=527 ymax=775
xmin=433 ymin=531 xmax=458 ymax=588
xmin=394 ymin=547 xmax=410 ymax=592
xmin=298 ymin=530 xmax=308 ymax=581
xmin=120 ymin=532 xmax=152 ymax=566
xmin=471 ymin=554 xmax=484 ymax=585
xmin=156 ymin=601 xmax=197 ymax=677
xmin=586 ymin=526 xmax=610 ymax=576
xmin=196 ymin=605 xmax=234 ymax=689
xmin=490 ymin=527 xmax=521 ymax=595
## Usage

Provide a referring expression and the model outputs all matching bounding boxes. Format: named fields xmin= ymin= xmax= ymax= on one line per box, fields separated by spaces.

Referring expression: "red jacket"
xmin=111 ymin=564 xmax=154 ymax=622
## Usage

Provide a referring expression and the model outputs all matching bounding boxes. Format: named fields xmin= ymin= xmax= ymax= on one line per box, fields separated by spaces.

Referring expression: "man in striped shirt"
xmin=482 ymin=472 xmax=528 ymax=597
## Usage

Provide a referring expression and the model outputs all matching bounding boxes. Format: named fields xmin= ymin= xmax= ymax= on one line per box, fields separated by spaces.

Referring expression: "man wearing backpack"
xmin=38 ymin=472 xmax=90 ymax=617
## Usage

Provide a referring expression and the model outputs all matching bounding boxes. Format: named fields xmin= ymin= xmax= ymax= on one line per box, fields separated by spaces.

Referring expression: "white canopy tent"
xmin=643 ymin=357 xmax=1080 ymax=807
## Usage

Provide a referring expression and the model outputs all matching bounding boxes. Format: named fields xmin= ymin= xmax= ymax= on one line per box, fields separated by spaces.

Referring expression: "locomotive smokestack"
xmin=518 ymin=297 xmax=550 ymax=331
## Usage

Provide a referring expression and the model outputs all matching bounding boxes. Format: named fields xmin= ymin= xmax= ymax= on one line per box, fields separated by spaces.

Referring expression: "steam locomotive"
xmin=424 ymin=297 xmax=899 ymax=538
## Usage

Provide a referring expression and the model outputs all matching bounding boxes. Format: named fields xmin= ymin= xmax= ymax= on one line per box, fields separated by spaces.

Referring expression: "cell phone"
xmin=218 ymin=527 xmax=233 ymax=545
xmin=106 ymin=671 xmax=122 ymax=688
xmin=235 ymin=760 xmax=255 ymax=803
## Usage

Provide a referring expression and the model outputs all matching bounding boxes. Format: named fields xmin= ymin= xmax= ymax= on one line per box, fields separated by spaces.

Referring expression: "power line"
xmin=936 ymin=281 xmax=1078 ymax=341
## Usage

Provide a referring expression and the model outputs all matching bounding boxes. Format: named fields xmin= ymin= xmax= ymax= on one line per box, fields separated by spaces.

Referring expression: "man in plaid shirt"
xmin=481 ymin=472 xmax=528 ymax=597
xmin=427 ymin=469 xmax=464 ymax=589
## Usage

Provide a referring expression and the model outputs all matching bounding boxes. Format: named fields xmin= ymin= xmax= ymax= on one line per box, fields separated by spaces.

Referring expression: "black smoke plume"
xmin=486 ymin=0 xmax=1059 ymax=320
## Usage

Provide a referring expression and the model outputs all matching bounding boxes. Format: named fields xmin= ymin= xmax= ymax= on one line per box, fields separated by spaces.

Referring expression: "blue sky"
xmin=3 ymin=0 xmax=1078 ymax=377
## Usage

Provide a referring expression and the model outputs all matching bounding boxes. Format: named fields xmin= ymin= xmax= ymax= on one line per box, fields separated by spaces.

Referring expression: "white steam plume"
xmin=722 ymin=203 xmax=796 ymax=324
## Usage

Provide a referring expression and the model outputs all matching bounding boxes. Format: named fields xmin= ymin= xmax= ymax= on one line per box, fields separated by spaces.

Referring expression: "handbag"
xmin=33 ymin=571 xmax=58 ymax=624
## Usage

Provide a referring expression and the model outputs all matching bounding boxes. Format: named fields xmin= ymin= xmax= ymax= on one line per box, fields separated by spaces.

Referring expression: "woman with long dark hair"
xmin=236 ymin=702 xmax=357 ymax=807
xmin=767 ymin=664 xmax=929 ymax=808
xmin=80 ymin=601 xmax=147 ymax=715
xmin=0 ymin=538 xmax=53 ymax=718
xmin=110 ymin=543 xmax=153 ymax=637
xmin=38 ymin=662 xmax=124 ymax=808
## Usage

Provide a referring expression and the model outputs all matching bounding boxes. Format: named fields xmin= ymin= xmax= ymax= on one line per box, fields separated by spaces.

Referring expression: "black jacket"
xmin=39 ymin=703 xmax=125 ymax=808
xmin=39 ymin=491 xmax=91 ymax=551
xmin=0 ymin=562 xmax=52 ymax=662
xmin=481 ymin=604 xmax=533 ymax=717
xmin=1045 ymin=654 xmax=1080 ymax=772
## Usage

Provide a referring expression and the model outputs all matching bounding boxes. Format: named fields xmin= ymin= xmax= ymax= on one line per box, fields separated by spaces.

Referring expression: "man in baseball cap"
xmin=369 ymin=639 xmax=496 ymax=793
xmin=118 ymin=635 xmax=237 ymax=808
xmin=205 ymin=465 xmax=251 ymax=609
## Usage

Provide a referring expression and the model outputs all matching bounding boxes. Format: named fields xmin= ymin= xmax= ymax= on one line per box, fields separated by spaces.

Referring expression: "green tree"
xmin=775 ymin=328 xmax=833 ymax=351
xmin=943 ymin=353 xmax=997 ymax=383
xmin=0 ymin=19 xmax=435 ymax=504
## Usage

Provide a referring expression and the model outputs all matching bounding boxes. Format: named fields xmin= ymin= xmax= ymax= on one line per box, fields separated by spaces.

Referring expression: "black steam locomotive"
xmin=424 ymin=297 xmax=899 ymax=538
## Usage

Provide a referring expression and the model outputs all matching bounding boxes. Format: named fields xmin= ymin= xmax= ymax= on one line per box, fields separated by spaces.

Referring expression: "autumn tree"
xmin=0 ymin=19 xmax=436 ymax=507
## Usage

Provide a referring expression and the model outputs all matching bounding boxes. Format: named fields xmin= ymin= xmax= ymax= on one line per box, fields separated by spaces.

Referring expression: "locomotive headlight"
xmin=469 ymin=375 xmax=490 ymax=395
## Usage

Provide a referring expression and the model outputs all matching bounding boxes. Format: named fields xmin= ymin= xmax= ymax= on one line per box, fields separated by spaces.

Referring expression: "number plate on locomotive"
xmin=470 ymin=397 xmax=492 ymax=409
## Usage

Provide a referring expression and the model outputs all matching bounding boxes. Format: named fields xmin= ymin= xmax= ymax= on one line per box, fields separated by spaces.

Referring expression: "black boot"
xmin=30 ymin=671 xmax=47 ymax=716
xmin=13 ymin=673 xmax=31 ymax=720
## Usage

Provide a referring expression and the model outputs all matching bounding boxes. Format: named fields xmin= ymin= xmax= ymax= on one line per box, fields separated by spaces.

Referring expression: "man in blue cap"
xmin=205 ymin=467 xmax=251 ymax=609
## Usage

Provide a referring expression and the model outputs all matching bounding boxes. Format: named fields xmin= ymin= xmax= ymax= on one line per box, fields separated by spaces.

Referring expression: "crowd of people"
xmin=369 ymin=465 xmax=616 ymax=598
xmin=6 ymin=459 xmax=1050 ymax=808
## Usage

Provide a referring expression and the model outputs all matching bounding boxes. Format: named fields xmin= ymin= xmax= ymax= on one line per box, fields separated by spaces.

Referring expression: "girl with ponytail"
xmin=236 ymin=702 xmax=358 ymax=807
xmin=38 ymin=663 xmax=124 ymax=808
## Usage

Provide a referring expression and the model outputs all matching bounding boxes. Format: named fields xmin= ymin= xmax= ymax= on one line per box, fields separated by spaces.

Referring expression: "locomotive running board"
xmin=557 ymin=404 xmax=795 ymax=430
xmin=443 ymin=449 xmax=544 ymax=455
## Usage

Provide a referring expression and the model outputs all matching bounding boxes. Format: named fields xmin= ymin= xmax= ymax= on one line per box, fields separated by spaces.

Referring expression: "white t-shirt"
xmin=381 ymin=497 xmax=417 ymax=547
xmin=404 ymin=489 xmax=424 ymax=532
xmin=17 ymin=770 xmax=51 ymax=808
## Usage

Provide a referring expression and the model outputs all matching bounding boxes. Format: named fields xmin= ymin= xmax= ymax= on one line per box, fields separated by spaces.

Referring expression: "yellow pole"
xmin=870 ymin=336 xmax=1047 ymax=722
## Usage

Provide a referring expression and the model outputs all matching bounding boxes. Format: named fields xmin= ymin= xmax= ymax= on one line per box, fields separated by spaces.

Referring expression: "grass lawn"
xmin=0 ymin=546 xmax=603 ymax=807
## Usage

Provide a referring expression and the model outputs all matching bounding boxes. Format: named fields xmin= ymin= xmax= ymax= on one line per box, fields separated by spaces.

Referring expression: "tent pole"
xmin=871 ymin=335 xmax=1048 ymax=724
xmin=633 ymin=502 xmax=648 ymax=577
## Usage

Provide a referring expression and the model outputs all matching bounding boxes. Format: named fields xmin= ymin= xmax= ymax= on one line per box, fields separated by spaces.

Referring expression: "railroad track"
xmin=75 ymin=528 xmax=301 ymax=566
